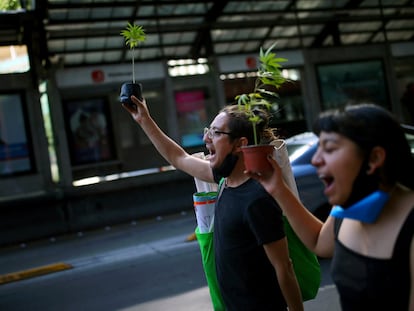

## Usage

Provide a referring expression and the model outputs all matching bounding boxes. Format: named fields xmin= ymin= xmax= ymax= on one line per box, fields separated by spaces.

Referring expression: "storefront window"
xmin=316 ymin=59 xmax=390 ymax=110
xmin=394 ymin=57 xmax=414 ymax=125
xmin=63 ymin=98 xmax=116 ymax=165
xmin=0 ymin=92 xmax=34 ymax=175
xmin=0 ymin=45 xmax=30 ymax=74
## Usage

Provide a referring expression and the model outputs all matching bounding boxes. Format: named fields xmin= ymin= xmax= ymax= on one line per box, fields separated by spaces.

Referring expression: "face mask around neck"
xmin=343 ymin=159 xmax=380 ymax=209
xmin=330 ymin=158 xmax=386 ymax=223
xmin=212 ymin=152 xmax=239 ymax=180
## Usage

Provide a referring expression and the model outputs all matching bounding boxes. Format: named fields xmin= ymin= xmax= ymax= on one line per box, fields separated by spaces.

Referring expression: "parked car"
xmin=286 ymin=124 xmax=414 ymax=221
xmin=286 ymin=132 xmax=330 ymax=221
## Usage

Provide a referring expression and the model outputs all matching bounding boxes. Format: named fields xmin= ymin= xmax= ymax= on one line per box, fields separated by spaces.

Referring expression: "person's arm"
xmin=123 ymin=95 xmax=214 ymax=183
xmin=247 ymin=154 xmax=335 ymax=257
xmin=263 ymin=239 xmax=303 ymax=311
xmin=409 ymin=236 xmax=414 ymax=311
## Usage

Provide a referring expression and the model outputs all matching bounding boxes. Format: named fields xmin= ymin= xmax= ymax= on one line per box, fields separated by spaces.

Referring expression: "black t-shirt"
xmin=331 ymin=208 xmax=414 ymax=311
xmin=214 ymin=178 xmax=287 ymax=311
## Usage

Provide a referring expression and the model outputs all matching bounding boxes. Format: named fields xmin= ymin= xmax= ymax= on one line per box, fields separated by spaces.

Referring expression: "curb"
xmin=0 ymin=262 xmax=73 ymax=285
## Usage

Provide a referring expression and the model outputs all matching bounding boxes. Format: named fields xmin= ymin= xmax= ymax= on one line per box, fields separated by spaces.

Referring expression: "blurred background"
xmin=0 ymin=0 xmax=413 ymax=246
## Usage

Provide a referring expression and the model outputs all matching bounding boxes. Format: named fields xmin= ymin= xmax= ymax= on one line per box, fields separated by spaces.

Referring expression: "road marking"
xmin=0 ymin=262 xmax=73 ymax=285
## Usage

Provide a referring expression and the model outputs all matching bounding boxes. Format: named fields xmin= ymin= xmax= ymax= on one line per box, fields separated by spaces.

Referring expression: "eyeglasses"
xmin=204 ymin=127 xmax=232 ymax=139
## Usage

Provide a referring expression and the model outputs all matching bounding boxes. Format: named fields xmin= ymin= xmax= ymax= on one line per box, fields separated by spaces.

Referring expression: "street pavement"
xmin=0 ymin=210 xmax=340 ymax=310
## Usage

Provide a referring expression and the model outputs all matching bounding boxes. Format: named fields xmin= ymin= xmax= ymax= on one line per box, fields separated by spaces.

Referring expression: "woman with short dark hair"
xmin=248 ymin=103 xmax=414 ymax=310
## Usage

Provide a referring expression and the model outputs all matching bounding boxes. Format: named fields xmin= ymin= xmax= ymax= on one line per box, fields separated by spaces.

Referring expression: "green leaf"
xmin=235 ymin=42 xmax=289 ymax=144
xmin=120 ymin=23 xmax=146 ymax=49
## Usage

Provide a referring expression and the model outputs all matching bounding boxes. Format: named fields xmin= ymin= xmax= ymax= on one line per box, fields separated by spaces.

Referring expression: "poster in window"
xmin=317 ymin=60 xmax=390 ymax=110
xmin=64 ymin=98 xmax=115 ymax=165
xmin=0 ymin=92 xmax=34 ymax=176
xmin=175 ymin=89 xmax=208 ymax=147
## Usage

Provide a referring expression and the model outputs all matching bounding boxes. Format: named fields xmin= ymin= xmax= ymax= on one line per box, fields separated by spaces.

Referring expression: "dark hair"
xmin=313 ymin=103 xmax=414 ymax=189
xmin=220 ymin=104 xmax=278 ymax=145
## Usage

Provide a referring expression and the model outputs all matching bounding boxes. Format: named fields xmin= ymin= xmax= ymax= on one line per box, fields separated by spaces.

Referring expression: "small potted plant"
xmin=119 ymin=22 xmax=146 ymax=108
xmin=235 ymin=43 xmax=288 ymax=173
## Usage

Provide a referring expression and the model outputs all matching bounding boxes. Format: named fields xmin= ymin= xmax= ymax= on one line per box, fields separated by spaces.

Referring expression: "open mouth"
xmin=319 ymin=174 xmax=334 ymax=192
xmin=206 ymin=146 xmax=216 ymax=160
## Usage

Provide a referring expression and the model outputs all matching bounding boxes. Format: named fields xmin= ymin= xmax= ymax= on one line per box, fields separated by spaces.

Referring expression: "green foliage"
xmin=120 ymin=23 xmax=146 ymax=83
xmin=235 ymin=43 xmax=288 ymax=145
xmin=0 ymin=0 xmax=20 ymax=10
xmin=120 ymin=23 xmax=146 ymax=49
xmin=258 ymin=43 xmax=287 ymax=89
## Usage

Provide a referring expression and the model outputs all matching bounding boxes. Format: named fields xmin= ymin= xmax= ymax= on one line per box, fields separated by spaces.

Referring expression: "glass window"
xmin=0 ymin=92 xmax=34 ymax=176
xmin=0 ymin=45 xmax=30 ymax=74
xmin=175 ymin=89 xmax=208 ymax=147
xmin=63 ymin=98 xmax=116 ymax=166
xmin=394 ymin=57 xmax=414 ymax=125
xmin=316 ymin=59 xmax=390 ymax=110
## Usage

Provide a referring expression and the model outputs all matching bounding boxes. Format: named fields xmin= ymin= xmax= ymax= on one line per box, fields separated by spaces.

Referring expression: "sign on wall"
xmin=175 ymin=89 xmax=208 ymax=147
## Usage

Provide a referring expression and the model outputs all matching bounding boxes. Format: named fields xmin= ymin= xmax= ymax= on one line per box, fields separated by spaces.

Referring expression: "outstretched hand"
xmin=122 ymin=95 xmax=149 ymax=124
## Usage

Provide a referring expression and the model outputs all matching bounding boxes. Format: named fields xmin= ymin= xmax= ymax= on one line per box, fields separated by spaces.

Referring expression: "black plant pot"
xmin=120 ymin=82 xmax=142 ymax=109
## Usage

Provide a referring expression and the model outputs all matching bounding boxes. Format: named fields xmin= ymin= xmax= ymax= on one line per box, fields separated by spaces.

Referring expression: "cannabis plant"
xmin=236 ymin=43 xmax=287 ymax=145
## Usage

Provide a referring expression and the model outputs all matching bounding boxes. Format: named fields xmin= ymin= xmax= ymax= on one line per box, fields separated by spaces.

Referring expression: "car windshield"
xmin=286 ymin=132 xmax=318 ymax=162
xmin=287 ymin=144 xmax=312 ymax=162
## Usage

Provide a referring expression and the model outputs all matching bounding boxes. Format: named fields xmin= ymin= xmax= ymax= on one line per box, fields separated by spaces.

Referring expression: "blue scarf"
xmin=330 ymin=190 xmax=390 ymax=223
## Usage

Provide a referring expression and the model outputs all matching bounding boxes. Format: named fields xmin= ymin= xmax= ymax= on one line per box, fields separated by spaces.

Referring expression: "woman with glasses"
xmin=247 ymin=103 xmax=414 ymax=311
xmin=123 ymin=95 xmax=303 ymax=311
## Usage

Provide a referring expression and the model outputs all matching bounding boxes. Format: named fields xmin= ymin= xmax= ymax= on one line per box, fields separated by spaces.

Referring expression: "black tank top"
xmin=331 ymin=209 xmax=414 ymax=311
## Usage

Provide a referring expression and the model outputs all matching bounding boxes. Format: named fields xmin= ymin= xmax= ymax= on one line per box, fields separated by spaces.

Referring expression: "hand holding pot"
xmin=122 ymin=95 xmax=150 ymax=125
xmin=245 ymin=153 xmax=288 ymax=199
xmin=120 ymin=82 xmax=143 ymax=110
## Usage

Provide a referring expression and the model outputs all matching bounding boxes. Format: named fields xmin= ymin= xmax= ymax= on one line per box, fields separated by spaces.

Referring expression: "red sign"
xmin=91 ymin=70 xmax=105 ymax=83
xmin=246 ymin=56 xmax=257 ymax=69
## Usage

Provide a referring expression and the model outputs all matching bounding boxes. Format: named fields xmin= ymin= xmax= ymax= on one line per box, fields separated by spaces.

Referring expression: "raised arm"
xmin=246 ymin=154 xmax=335 ymax=258
xmin=123 ymin=95 xmax=214 ymax=183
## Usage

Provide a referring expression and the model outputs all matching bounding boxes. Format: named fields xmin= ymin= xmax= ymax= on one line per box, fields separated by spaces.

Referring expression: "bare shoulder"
xmin=397 ymin=185 xmax=414 ymax=210
xmin=390 ymin=185 xmax=414 ymax=222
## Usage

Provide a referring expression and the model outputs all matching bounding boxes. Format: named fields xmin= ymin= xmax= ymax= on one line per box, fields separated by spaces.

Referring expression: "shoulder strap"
xmin=217 ymin=177 xmax=225 ymax=200
xmin=393 ymin=208 xmax=414 ymax=257
xmin=333 ymin=217 xmax=343 ymax=237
